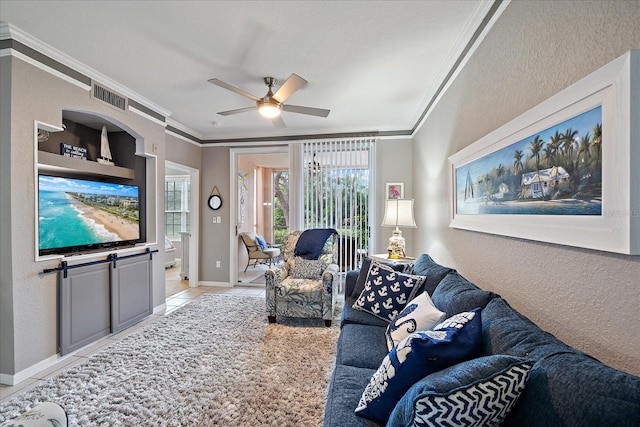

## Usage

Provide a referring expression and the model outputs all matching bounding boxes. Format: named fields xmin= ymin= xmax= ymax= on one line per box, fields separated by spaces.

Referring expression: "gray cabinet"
xmin=58 ymin=253 xmax=153 ymax=355
xmin=59 ymin=263 xmax=111 ymax=355
xmin=111 ymin=256 xmax=153 ymax=333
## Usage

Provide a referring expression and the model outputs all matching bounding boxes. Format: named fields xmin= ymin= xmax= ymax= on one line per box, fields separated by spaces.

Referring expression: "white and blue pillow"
xmin=255 ymin=235 xmax=268 ymax=250
xmin=385 ymin=291 xmax=445 ymax=351
xmin=352 ymin=261 xmax=426 ymax=322
xmin=355 ymin=308 xmax=483 ymax=422
xmin=387 ymin=355 xmax=534 ymax=426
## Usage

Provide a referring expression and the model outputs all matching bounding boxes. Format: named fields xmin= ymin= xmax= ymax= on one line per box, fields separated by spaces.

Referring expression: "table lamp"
xmin=381 ymin=198 xmax=416 ymax=258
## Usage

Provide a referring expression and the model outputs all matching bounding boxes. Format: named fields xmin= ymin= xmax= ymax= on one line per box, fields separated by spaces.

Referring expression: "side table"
xmin=369 ymin=253 xmax=416 ymax=268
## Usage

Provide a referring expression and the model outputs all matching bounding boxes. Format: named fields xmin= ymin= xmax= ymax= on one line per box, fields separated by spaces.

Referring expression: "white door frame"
xmin=165 ymin=160 xmax=199 ymax=288
xmin=229 ymin=145 xmax=289 ymax=286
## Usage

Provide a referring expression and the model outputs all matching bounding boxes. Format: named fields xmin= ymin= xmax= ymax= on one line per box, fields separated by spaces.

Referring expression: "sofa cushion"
xmin=342 ymin=297 xmax=391 ymax=328
xmin=481 ymin=297 xmax=576 ymax=360
xmin=504 ymin=352 xmax=640 ymax=427
xmin=337 ymin=323 xmax=389 ymax=370
xmin=353 ymin=262 xmax=425 ymax=322
xmin=351 ymin=258 xmax=407 ymax=299
xmin=431 ymin=271 xmax=499 ymax=316
xmin=410 ymin=254 xmax=455 ymax=296
xmin=385 ymin=291 xmax=445 ymax=351
xmin=355 ymin=309 xmax=483 ymax=422
xmin=323 ymin=364 xmax=382 ymax=427
xmin=388 ymin=355 xmax=533 ymax=427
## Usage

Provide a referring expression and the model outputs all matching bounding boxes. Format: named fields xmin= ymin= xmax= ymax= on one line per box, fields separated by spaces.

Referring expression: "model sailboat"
xmin=97 ymin=125 xmax=114 ymax=165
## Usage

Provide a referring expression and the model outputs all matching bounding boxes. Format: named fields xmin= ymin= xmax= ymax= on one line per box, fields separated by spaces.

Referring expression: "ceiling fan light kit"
xmin=209 ymin=73 xmax=330 ymax=126
xmin=258 ymin=99 xmax=282 ymax=118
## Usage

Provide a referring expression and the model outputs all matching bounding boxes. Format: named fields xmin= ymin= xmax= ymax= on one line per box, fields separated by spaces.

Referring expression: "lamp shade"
xmin=381 ymin=199 xmax=416 ymax=228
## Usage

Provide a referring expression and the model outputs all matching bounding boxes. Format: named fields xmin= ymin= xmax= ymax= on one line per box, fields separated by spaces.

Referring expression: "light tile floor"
xmin=0 ymin=285 xmax=265 ymax=404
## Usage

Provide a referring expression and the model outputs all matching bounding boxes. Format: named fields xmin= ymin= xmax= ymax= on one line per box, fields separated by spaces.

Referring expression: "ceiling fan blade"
xmin=217 ymin=106 xmax=257 ymax=116
xmin=272 ymin=73 xmax=307 ymax=103
xmin=272 ymin=116 xmax=286 ymax=129
xmin=208 ymin=78 xmax=260 ymax=102
xmin=281 ymin=104 xmax=330 ymax=118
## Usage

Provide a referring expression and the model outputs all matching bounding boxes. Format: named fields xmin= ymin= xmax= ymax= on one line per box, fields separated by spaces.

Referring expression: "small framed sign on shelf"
xmin=60 ymin=143 xmax=87 ymax=160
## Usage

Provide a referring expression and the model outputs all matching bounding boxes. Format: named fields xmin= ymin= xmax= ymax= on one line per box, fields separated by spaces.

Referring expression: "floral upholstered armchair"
xmin=265 ymin=229 xmax=339 ymax=327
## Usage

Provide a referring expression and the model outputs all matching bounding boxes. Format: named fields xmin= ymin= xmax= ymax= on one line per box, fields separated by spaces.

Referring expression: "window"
xmin=165 ymin=176 xmax=190 ymax=239
xmin=302 ymin=139 xmax=373 ymax=271
xmin=273 ymin=170 xmax=289 ymax=244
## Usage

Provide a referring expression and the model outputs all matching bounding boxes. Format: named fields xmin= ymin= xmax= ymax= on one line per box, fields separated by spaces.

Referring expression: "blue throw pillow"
xmin=352 ymin=261 xmax=426 ymax=322
xmin=387 ymin=355 xmax=533 ymax=427
xmin=355 ymin=308 xmax=483 ymax=422
xmin=255 ymin=235 xmax=268 ymax=250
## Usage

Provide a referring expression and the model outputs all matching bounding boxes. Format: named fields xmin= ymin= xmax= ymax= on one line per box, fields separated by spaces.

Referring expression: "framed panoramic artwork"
xmin=449 ymin=50 xmax=638 ymax=255
xmin=386 ymin=182 xmax=404 ymax=199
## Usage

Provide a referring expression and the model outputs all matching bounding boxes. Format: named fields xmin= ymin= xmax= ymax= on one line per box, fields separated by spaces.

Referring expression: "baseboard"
xmin=153 ymin=302 xmax=167 ymax=314
xmin=0 ymin=353 xmax=62 ymax=386
xmin=198 ymin=281 xmax=232 ymax=287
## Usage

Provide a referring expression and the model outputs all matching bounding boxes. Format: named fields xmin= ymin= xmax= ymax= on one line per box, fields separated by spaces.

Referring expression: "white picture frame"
xmin=449 ymin=50 xmax=638 ymax=255
xmin=385 ymin=182 xmax=404 ymax=199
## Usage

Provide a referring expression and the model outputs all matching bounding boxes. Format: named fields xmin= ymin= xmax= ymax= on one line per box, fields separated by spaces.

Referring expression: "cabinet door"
xmin=111 ymin=256 xmax=153 ymax=333
xmin=59 ymin=263 xmax=111 ymax=356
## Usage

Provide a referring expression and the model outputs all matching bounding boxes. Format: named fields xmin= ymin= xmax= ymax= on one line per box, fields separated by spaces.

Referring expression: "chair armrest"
xmin=266 ymin=265 xmax=288 ymax=284
xmin=322 ymin=263 xmax=340 ymax=284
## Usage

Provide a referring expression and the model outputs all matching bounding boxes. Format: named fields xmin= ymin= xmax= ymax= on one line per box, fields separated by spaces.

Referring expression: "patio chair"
xmin=239 ymin=232 xmax=281 ymax=272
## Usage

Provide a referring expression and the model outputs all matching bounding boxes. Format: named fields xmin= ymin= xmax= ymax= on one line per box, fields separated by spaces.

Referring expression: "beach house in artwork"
xmin=521 ymin=166 xmax=570 ymax=199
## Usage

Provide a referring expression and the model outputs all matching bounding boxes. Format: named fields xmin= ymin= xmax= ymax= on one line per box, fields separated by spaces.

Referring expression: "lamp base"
xmin=388 ymin=229 xmax=406 ymax=259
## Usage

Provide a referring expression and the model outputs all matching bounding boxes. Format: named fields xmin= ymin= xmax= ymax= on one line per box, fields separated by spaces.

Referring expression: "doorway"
xmin=230 ymin=147 xmax=289 ymax=286
xmin=164 ymin=161 xmax=199 ymax=295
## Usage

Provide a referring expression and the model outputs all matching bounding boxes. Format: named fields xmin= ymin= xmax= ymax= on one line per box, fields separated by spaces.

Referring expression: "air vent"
xmin=90 ymin=81 xmax=128 ymax=112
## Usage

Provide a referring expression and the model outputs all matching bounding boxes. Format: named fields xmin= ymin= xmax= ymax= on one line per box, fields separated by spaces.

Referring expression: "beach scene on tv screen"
xmin=38 ymin=175 xmax=140 ymax=251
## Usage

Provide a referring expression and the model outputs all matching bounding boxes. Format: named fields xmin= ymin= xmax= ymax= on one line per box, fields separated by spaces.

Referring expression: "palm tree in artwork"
xmin=513 ymin=150 xmax=524 ymax=173
xmin=549 ymin=130 xmax=563 ymax=163
xmin=590 ymin=123 xmax=602 ymax=169
xmin=543 ymin=145 xmax=554 ymax=168
xmin=528 ymin=135 xmax=545 ymax=200
xmin=577 ymin=132 xmax=592 ymax=168
xmin=561 ymin=128 xmax=578 ymax=170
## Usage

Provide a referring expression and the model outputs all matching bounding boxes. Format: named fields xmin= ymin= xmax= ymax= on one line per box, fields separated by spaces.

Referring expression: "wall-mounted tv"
xmin=38 ymin=174 xmax=141 ymax=256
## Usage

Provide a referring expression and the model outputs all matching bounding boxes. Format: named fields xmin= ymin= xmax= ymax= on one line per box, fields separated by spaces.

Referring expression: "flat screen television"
xmin=38 ymin=174 xmax=141 ymax=256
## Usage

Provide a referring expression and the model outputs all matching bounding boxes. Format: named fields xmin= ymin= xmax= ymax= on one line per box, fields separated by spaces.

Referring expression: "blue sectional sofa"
xmin=323 ymin=254 xmax=640 ymax=426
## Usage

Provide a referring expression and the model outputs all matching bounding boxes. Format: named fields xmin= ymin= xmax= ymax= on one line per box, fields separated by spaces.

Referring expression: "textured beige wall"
xmin=413 ymin=0 xmax=640 ymax=375
xmin=2 ymin=57 xmax=166 ymax=376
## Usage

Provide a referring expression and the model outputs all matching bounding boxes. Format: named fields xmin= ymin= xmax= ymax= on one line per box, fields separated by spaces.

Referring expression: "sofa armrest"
xmin=344 ymin=269 xmax=360 ymax=298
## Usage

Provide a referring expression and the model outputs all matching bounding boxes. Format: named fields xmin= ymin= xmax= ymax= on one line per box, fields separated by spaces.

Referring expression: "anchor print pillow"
xmin=352 ymin=261 xmax=426 ymax=322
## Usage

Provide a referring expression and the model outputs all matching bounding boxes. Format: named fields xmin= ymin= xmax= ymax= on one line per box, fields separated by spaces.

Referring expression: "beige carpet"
xmin=0 ymin=294 xmax=341 ymax=426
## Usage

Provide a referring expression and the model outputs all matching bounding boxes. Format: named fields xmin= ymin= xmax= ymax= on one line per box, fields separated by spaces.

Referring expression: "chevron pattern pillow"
xmin=385 ymin=291 xmax=446 ymax=351
xmin=387 ymin=355 xmax=534 ymax=427
xmin=352 ymin=261 xmax=426 ymax=322
xmin=355 ymin=308 xmax=482 ymax=422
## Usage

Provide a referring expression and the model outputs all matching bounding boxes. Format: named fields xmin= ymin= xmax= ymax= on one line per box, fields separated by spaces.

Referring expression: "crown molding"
xmin=412 ymin=0 xmax=509 ymax=135
xmin=1 ymin=23 xmax=172 ymax=119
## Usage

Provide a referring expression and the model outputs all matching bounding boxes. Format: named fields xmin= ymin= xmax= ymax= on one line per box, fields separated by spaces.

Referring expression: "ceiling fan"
xmin=208 ymin=73 xmax=330 ymax=128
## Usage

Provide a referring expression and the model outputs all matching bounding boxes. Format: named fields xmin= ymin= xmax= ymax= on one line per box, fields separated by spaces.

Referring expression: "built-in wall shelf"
xmin=38 ymin=150 xmax=134 ymax=179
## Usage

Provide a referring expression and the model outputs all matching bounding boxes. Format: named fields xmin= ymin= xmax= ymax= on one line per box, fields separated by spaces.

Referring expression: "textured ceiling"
xmin=0 ymin=0 xmax=494 ymax=141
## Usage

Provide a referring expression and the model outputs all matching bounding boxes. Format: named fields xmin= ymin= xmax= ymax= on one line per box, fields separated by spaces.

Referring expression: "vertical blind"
xmin=301 ymin=139 xmax=374 ymax=272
